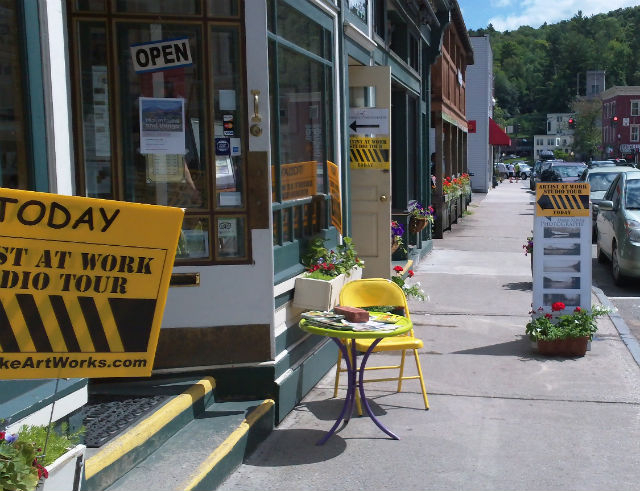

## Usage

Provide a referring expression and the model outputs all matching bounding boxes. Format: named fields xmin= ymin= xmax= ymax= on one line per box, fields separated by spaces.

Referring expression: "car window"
xmin=588 ymin=172 xmax=618 ymax=191
xmin=610 ymin=177 xmax=622 ymax=208
xmin=604 ymin=175 xmax=620 ymax=200
xmin=552 ymin=165 xmax=584 ymax=178
xmin=625 ymin=180 xmax=640 ymax=209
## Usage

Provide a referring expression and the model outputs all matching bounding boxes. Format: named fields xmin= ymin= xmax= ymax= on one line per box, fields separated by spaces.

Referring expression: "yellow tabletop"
xmin=299 ymin=312 xmax=412 ymax=339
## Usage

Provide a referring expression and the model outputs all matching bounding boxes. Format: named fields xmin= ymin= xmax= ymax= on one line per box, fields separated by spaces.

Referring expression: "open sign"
xmin=130 ymin=38 xmax=193 ymax=74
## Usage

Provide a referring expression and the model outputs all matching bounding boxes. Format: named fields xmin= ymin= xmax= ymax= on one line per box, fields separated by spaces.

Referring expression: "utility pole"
xmin=576 ymin=72 xmax=580 ymax=96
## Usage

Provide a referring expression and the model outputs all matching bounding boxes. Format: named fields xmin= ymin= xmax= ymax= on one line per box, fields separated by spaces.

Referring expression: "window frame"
xmin=66 ymin=0 xmax=251 ymax=266
xmin=631 ymin=124 xmax=640 ymax=143
xmin=267 ymin=0 xmax=338 ymax=283
xmin=631 ymin=100 xmax=640 ymax=117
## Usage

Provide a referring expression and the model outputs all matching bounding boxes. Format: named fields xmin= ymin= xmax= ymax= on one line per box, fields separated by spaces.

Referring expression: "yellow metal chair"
xmin=333 ymin=278 xmax=429 ymax=412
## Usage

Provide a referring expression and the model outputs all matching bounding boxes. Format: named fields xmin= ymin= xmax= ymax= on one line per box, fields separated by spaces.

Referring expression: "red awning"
xmin=489 ymin=118 xmax=511 ymax=146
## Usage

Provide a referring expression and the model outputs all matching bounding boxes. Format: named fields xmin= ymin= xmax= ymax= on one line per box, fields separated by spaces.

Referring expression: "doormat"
xmin=80 ymin=395 xmax=169 ymax=448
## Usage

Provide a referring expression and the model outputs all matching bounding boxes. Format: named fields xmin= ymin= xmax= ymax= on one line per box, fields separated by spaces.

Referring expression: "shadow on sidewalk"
xmin=452 ymin=336 xmax=591 ymax=362
xmin=243 ymin=429 xmax=347 ymax=466
xmin=502 ymin=280 xmax=532 ymax=291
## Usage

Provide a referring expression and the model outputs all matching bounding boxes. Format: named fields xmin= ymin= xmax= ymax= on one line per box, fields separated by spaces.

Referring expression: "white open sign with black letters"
xmin=130 ymin=38 xmax=193 ymax=74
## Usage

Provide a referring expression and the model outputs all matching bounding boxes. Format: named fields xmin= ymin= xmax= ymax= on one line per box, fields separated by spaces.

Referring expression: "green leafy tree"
xmin=571 ymin=98 xmax=602 ymax=161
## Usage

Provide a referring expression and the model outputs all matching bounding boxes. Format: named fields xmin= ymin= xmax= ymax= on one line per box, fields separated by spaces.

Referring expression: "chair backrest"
xmin=339 ymin=278 xmax=411 ymax=322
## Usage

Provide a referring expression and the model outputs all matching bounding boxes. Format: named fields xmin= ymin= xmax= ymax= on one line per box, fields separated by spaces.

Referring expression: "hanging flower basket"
xmin=409 ymin=216 xmax=429 ymax=234
xmin=391 ymin=237 xmax=400 ymax=253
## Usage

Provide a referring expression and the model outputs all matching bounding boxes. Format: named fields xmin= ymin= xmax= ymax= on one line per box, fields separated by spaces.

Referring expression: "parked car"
xmin=578 ymin=165 xmax=637 ymax=240
xmin=531 ymin=160 xmax=584 ymax=189
xmin=588 ymin=160 xmax=616 ymax=168
xmin=495 ymin=162 xmax=508 ymax=179
xmin=516 ymin=163 xmax=532 ymax=179
xmin=596 ymin=170 xmax=640 ymax=285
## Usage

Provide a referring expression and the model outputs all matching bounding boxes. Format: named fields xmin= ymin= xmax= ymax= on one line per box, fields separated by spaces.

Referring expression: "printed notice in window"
xmin=139 ymin=97 xmax=186 ymax=155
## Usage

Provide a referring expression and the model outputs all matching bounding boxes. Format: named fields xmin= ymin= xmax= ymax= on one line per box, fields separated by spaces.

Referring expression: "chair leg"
xmin=333 ymin=343 xmax=343 ymax=398
xmin=412 ymin=348 xmax=429 ymax=410
xmin=397 ymin=349 xmax=407 ymax=392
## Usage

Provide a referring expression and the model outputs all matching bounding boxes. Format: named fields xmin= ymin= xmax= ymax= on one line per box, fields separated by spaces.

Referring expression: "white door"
xmin=348 ymin=65 xmax=392 ymax=279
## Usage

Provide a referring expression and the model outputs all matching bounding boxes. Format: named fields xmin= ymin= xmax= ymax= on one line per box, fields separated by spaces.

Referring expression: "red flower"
xmin=551 ymin=302 xmax=565 ymax=312
xmin=408 ymin=270 xmax=414 ymax=277
xmin=574 ymin=307 xmax=581 ymax=312
xmin=0 ymin=431 xmax=4 ymax=440
xmin=545 ymin=313 xmax=553 ymax=319
xmin=393 ymin=265 xmax=403 ymax=272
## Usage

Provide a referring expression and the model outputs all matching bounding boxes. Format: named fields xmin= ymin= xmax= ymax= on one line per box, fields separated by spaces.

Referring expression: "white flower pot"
xmin=293 ymin=274 xmax=345 ymax=311
xmin=38 ymin=444 xmax=86 ymax=491
xmin=345 ymin=266 xmax=363 ymax=283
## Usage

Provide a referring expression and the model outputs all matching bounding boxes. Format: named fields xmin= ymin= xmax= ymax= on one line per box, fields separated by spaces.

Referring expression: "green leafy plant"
xmin=526 ymin=302 xmax=610 ymax=341
xmin=391 ymin=266 xmax=426 ymax=301
xmin=0 ymin=423 xmax=84 ymax=491
xmin=1 ymin=432 xmax=44 ymax=491
xmin=17 ymin=424 xmax=84 ymax=467
xmin=302 ymin=237 xmax=363 ymax=279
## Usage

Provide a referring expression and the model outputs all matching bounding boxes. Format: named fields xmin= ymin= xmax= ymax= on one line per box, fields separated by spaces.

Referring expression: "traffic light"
xmin=612 ymin=116 xmax=619 ymax=126
xmin=568 ymin=118 xmax=576 ymax=129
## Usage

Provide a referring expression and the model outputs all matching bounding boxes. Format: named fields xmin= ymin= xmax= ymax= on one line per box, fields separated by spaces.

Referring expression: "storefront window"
xmin=0 ymin=0 xmax=31 ymax=189
xmin=70 ymin=3 xmax=248 ymax=263
xmin=268 ymin=0 xmax=336 ymax=269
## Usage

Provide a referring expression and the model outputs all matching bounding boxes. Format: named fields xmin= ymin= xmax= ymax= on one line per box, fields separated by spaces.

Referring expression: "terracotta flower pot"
xmin=391 ymin=238 xmax=400 ymax=253
xmin=409 ymin=216 xmax=428 ymax=234
xmin=537 ymin=336 xmax=589 ymax=357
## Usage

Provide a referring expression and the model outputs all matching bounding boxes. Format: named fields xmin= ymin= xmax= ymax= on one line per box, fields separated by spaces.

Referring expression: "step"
xmin=104 ymin=399 xmax=274 ymax=491
xmin=83 ymin=377 xmax=216 ymax=491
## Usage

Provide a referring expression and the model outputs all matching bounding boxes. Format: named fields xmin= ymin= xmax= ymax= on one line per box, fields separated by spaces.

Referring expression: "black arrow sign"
xmin=537 ymin=195 xmax=554 ymax=209
xmin=349 ymin=121 xmax=381 ymax=132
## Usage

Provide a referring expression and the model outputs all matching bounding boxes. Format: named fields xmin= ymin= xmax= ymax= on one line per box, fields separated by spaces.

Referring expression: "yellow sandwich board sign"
xmin=350 ymin=136 xmax=390 ymax=169
xmin=535 ymin=183 xmax=590 ymax=217
xmin=0 ymin=188 xmax=183 ymax=379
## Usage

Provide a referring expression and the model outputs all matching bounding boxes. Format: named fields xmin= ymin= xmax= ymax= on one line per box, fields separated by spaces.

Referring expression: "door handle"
xmin=379 ymin=195 xmax=388 ymax=202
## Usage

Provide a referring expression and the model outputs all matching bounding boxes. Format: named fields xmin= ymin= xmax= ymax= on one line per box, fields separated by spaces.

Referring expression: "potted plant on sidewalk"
xmin=525 ymin=302 xmax=609 ymax=357
xmin=293 ymin=237 xmax=363 ymax=311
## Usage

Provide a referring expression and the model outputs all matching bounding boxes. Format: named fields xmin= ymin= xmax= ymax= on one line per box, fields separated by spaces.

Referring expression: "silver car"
xmin=596 ymin=171 xmax=640 ymax=285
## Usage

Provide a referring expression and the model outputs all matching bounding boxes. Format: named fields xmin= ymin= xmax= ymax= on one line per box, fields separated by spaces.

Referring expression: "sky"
xmin=458 ymin=0 xmax=640 ymax=32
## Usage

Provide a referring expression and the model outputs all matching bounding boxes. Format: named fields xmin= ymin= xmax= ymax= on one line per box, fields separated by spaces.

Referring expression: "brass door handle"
xmin=251 ymin=90 xmax=262 ymax=123
xmin=379 ymin=195 xmax=388 ymax=202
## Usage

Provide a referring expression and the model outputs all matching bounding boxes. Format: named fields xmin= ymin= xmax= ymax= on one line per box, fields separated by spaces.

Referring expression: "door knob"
xmin=379 ymin=195 xmax=388 ymax=202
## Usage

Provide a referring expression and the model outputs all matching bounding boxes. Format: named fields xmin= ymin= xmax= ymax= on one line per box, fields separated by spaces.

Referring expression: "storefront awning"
xmin=489 ymin=118 xmax=511 ymax=146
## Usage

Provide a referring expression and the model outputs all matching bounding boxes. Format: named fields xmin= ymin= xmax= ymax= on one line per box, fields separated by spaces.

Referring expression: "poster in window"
xmin=218 ymin=217 xmax=238 ymax=257
xmin=139 ymin=97 xmax=186 ymax=155
xmin=92 ymin=66 xmax=110 ymax=157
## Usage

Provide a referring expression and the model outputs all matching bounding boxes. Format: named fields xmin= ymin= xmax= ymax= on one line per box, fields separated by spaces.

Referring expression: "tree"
xmin=571 ymin=97 xmax=602 ymax=161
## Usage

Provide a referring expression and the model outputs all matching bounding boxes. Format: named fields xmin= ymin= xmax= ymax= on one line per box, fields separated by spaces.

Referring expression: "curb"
xmin=180 ymin=399 xmax=275 ymax=491
xmin=593 ymin=286 xmax=640 ymax=367
xmin=84 ymin=377 xmax=216 ymax=491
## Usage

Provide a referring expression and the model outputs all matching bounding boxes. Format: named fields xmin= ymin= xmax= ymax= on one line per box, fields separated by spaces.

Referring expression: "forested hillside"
xmin=469 ymin=6 xmax=640 ymax=135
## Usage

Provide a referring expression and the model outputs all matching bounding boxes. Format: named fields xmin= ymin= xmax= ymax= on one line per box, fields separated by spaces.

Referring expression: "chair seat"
xmin=355 ymin=336 xmax=423 ymax=352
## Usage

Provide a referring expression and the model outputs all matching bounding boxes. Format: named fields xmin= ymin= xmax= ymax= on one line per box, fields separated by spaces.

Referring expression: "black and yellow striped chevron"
xmin=537 ymin=194 xmax=589 ymax=210
xmin=0 ymin=294 xmax=156 ymax=353
xmin=350 ymin=147 xmax=389 ymax=167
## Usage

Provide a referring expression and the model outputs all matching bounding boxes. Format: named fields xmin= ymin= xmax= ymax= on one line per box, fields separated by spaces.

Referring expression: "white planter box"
xmin=39 ymin=444 xmax=86 ymax=491
xmin=293 ymin=274 xmax=345 ymax=311
xmin=345 ymin=266 xmax=363 ymax=283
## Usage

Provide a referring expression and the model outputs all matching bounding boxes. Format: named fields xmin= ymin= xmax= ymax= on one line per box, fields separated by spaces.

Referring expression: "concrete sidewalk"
xmin=219 ymin=181 xmax=640 ymax=491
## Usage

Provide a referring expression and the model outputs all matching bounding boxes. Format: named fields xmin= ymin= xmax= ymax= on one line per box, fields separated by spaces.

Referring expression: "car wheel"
xmin=521 ymin=172 xmax=527 ymax=179
xmin=596 ymin=235 xmax=607 ymax=263
xmin=611 ymin=243 xmax=627 ymax=286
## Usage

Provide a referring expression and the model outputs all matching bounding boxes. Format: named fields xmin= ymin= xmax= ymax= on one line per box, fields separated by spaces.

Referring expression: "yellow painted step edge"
xmin=180 ymin=399 xmax=275 ymax=491
xmin=84 ymin=376 xmax=216 ymax=480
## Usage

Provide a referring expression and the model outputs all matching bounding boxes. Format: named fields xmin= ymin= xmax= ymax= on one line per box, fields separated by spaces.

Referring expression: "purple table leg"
xmin=316 ymin=337 xmax=354 ymax=445
xmin=358 ymin=338 xmax=399 ymax=440
xmin=317 ymin=336 xmax=399 ymax=444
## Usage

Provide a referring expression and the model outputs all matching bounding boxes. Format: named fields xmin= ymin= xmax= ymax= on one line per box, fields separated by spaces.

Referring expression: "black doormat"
xmin=80 ymin=395 xmax=169 ymax=448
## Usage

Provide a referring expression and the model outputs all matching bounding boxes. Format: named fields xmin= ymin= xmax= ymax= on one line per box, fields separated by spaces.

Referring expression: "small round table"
xmin=299 ymin=314 xmax=412 ymax=445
